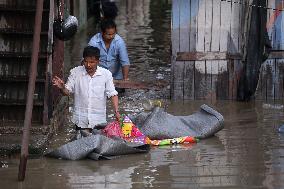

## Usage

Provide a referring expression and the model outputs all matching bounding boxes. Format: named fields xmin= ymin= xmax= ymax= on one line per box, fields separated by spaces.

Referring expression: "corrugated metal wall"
xmin=0 ymin=0 xmax=52 ymax=126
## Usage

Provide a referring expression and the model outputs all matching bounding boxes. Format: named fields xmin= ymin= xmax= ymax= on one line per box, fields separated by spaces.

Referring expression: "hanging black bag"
xmin=53 ymin=0 xmax=78 ymax=41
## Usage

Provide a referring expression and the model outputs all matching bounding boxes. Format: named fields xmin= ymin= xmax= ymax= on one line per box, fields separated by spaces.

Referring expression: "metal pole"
xmin=18 ymin=0 xmax=44 ymax=181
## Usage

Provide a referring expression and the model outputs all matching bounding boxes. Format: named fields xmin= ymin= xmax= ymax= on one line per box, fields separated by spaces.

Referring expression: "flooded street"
xmin=1 ymin=0 xmax=284 ymax=188
xmin=1 ymin=101 xmax=284 ymax=188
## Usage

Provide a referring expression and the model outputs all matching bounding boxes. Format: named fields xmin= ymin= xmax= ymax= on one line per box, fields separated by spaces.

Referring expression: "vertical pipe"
xmin=43 ymin=0 xmax=55 ymax=125
xmin=52 ymin=0 xmax=64 ymax=107
xmin=18 ymin=0 xmax=44 ymax=181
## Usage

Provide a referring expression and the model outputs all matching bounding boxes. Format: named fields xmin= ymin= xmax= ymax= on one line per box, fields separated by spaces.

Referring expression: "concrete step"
xmin=0 ymin=134 xmax=49 ymax=157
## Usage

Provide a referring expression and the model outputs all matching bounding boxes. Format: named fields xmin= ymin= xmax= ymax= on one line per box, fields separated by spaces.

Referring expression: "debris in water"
xmin=1 ymin=161 xmax=8 ymax=168
xmin=262 ymin=103 xmax=284 ymax=110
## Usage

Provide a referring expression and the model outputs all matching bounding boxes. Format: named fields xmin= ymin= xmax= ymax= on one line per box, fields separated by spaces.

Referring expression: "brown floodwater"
xmin=1 ymin=0 xmax=284 ymax=188
xmin=1 ymin=101 xmax=284 ymax=188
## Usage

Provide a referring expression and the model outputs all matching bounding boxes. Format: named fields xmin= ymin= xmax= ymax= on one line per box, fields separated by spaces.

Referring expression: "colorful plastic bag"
xmin=150 ymin=136 xmax=198 ymax=146
xmin=102 ymin=115 xmax=198 ymax=146
xmin=102 ymin=121 xmax=124 ymax=138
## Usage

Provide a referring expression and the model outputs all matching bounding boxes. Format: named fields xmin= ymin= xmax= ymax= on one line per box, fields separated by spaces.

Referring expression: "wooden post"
xmin=18 ymin=0 xmax=44 ymax=181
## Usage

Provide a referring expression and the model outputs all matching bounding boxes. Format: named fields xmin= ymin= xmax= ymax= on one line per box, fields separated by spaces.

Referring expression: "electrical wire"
xmin=220 ymin=0 xmax=284 ymax=11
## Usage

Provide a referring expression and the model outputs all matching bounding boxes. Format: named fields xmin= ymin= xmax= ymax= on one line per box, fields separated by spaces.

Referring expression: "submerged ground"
xmin=1 ymin=0 xmax=284 ymax=188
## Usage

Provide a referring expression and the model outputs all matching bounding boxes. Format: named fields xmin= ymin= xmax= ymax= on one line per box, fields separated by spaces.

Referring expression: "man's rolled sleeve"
xmin=65 ymin=70 xmax=76 ymax=93
xmin=105 ymin=71 xmax=118 ymax=98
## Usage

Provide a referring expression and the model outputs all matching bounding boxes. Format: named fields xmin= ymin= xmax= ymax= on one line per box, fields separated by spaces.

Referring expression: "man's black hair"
xmin=83 ymin=46 xmax=100 ymax=59
xmin=100 ymin=19 xmax=116 ymax=32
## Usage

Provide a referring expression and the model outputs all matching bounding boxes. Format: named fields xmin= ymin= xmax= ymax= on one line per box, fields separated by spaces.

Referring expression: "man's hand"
xmin=52 ymin=76 xmax=65 ymax=89
xmin=52 ymin=76 xmax=70 ymax=96
xmin=122 ymin=65 xmax=129 ymax=81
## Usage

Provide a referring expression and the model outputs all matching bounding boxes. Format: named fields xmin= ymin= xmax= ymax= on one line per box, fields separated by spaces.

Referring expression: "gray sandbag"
xmin=136 ymin=104 xmax=224 ymax=140
xmin=46 ymin=134 xmax=149 ymax=160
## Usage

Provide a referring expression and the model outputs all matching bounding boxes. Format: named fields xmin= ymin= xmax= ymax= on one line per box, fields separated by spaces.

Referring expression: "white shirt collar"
xmin=82 ymin=66 xmax=103 ymax=77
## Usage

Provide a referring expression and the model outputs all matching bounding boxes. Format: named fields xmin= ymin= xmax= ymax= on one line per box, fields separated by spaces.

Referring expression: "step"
xmin=0 ymin=134 xmax=49 ymax=156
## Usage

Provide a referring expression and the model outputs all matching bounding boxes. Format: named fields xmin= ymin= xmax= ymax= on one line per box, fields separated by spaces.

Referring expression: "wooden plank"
xmin=269 ymin=51 xmax=284 ymax=59
xmin=194 ymin=0 xmax=206 ymax=99
xmin=216 ymin=60 xmax=229 ymax=99
xmin=179 ymin=0 xmax=190 ymax=52
xmin=220 ymin=0 xmax=231 ymax=51
xmin=230 ymin=0 xmax=241 ymax=53
xmin=211 ymin=1 xmax=221 ymax=51
xmin=189 ymin=0 xmax=198 ymax=52
xmin=183 ymin=61 xmax=194 ymax=99
xmin=196 ymin=0 xmax=205 ymax=52
xmin=204 ymin=0 xmax=213 ymax=52
xmin=204 ymin=0 xmax=216 ymax=101
xmin=255 ymin=61 xmax=265 ymax=100
xmin=260 ymin=60 xmax=269 ymax=100
xmin=279 ymin=60 xmax=284 ymax=99
xmin=210 ymin=60 xmax=219 ymax=101
xmin=228 ymin=59 xmax=235 ymax=99
xmin=172 ymin=60 xmax=185 ymax=100
xmin=171 ymin=0 xmax=180 ymax=99
xmin=204 ymin=60 xmax=214 ymax=101
xmin=194 ymin=60 xmax=206 ymax=99
xmin=228 ymin=59 xmax=243 ymax=100
xmin=180 ymin=0 xmax=197 ymax=100
xmin=235 ymin=60 xmax=243 ymax=99
xmin=113 ymin=80 xmax=168 ymax=90
xmin=275 ymin=59 xmax=284 ymax=99
xmin=265 ymin=59 xmax=275 ymax=99
xmin=275 ymin=7 xmax=284 ymax=51
xmin=170 ymin=56 xmax=175 ymax=99
xmin=176 ymin=52 xmax=242 ymax=61
xmin=266 ymin=0 xmax=275 ymax=41
xmin=172 ymin=0 xmax=180 ymax=55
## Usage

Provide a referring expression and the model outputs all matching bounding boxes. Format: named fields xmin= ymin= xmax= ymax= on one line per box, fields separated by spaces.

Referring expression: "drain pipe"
xmin=18 ymin=0 xmax=44 ymax=181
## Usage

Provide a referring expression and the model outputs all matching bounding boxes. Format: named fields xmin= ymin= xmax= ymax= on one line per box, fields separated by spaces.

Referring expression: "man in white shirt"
xmin=52 ymin=46 xmax=120 ymax=133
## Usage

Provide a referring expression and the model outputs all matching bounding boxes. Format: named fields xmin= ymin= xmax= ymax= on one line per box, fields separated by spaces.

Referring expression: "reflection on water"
xmin=2 ymin=0 xmax=284 ymax=188
xmin=65 ymin=0 xmax=171 ymax=83
xmin=1 ymin=101 xmax=284 ymax=188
